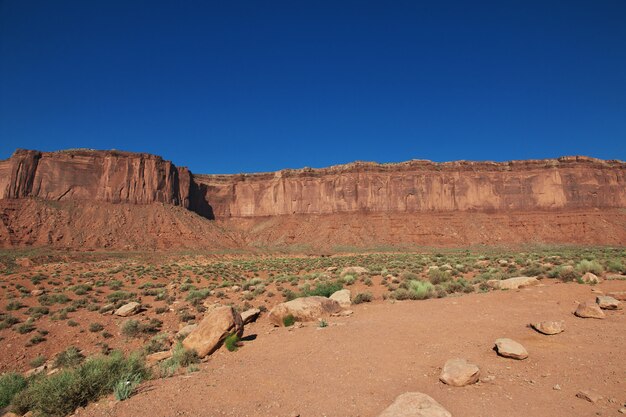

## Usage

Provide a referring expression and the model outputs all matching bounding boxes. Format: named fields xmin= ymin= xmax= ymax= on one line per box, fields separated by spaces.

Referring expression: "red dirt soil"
xmin=76 ymin=279 xmax=626 ymax=417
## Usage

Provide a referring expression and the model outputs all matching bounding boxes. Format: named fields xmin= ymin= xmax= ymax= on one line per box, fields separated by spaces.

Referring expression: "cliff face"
xmin=0 ymin=149 xmax=191 ymax=207
xmin=194 ymin=156 xmax=626 ymax=217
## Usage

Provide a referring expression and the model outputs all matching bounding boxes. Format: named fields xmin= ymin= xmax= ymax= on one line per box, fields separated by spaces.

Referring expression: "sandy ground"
xmin=75 ymin=279 xmax=626 ymax=417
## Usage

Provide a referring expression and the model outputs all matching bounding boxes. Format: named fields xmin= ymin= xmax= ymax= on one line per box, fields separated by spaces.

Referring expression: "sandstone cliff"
xmin=194 ymin=156 xmax=626 ymax=217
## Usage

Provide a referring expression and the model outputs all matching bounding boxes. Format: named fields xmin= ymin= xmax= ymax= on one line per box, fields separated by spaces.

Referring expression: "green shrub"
xmin=6 ymin=301 xmax=25 ymax=311
xmin=427 ymin=269 xmax=451 ymax=285
xmin=390 ymin=280 xmax=434 ymax=300
xmin=113 ymin=373 xmax=142 ymax=401
xmin=224 ymin=333 xmax=240 ymax=352
xmin=159 ymin=342 xmax=199 ymax=376
xmin=353 ymin=292 xmax=373 ymax=304
xmin=55 ymin=347 xmax=85 ymax=368
xmin=16 ymin=322 xmax=35 ymax=334
xmin=88 ymin=323 xmax=104 ymax=333
xmin=575 ymin=260 xmax=603 ymax=275
xmin=282 ymin=314 xmax=296 ymax=327
xmin=0 ymin=372 xmax=27 ymax=407
xmin=606 ymin=259 xmax=624 ymax=273
xmin=29 ymin=355 xmax=46 ymax=368
xmin=302 ymin=281 xmax=343 ymax=298
xmin=12 ymin=351 xmax=148 ymax=416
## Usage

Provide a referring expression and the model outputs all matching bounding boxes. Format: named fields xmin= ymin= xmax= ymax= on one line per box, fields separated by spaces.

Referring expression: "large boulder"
xmin=596 ymin=295 xmax=622 ymax=310
xmin=608 ymin=291 xmax=626 ymax=301
xmin=581 ymin=272 xmax=601 ymax=284
xmin=329 ymin=289 xmax=352 ymax=308
xmin=486 ymin=276 xmax=539 ymax=290
xmin=378 ymin=392 xmax=452 ymax=417
xmin=494 ymin=338 xmax=528 ymax=360
xmin=182 ymin=306 xmax=244 ymax=358
xmin=268 ymin=296 xmax=342 ymax=326
xmin=176 ymin=323 xmax=198 ymax=339
xmin=439 ymin=358 xmax=480 ymax=387
xmin=114 ymin=302 xmax=141 ymax=317
xmin=531 ymin=321 xmax=565 ymax=335
xmin=574 ymin=302 xmax=605 ymax=319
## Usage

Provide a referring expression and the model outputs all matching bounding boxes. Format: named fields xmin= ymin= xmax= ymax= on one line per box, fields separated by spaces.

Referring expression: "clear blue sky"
xmin=1 ymin=1 xmax=625 ymax=174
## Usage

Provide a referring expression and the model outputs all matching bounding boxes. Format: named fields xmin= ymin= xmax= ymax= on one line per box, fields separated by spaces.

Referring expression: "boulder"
xmin=329 ymin=289 xmax=352 ymax=308
xmin=114 ymin=302 xmax=141 ymax=317
xmin=596 ymin=295 xmax=622 ymax=310
xmin=377 ymin=392 xmax=452 ymax=417
xmin=176 ymin=323 xmax=198 ymax=339
xmin=182 ymin=306 xmax=244 ymax=358
xmin=30 ymin=289 xmax=44 ymax=296
xmin=146 ymin=350 xmax=172 ymax=367
xmin=439 ymin=358 xmax=480 ymax=387
xmin=574 ymin=302 xmax=605 ymax=319
xmin=486 ymin=276 xmax=539 ymax=290
xmin=531 ymin=321 xmax=565 ymax=335
xmin=241 ymin=308 xmax=261 ymax=324
xmin=340 ymin=266 xmax=368 ymax=276
xmin=268 ymin=296 xmax=342 ymax=326
xmin=581 ymin=272 xmax=601 ymax=284
xmin=494 ymin=338 xmax=528 ymax=360
xmin=576 ymin=391 xmax=602 ymax=403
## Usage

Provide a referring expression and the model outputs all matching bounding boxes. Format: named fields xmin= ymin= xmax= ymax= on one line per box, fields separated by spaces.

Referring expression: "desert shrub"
xmin=6 ymin=301 xmax=25 ymax=311
xmin=575 ymin=260 xmax=603 ymax=275
xmin=224 ymin=333 xmax=240 ymax=352
xmin=89 ymin=323 xmax=104 ymax=333
xmin=353 ymin=292 xmax=373 ymax=304
xmin=318 ymin=319 xmax=328 ymax=328
xmin=27 ymin=306 xmax=49 ymax=318
xmin=606 ymin=259 xmax=624 ymax=273
xmin=301 ymin=281 xmax=343 ymax=298
xmin=27 ymin=334 xmax=46 ymax=346
xmin=341 ymin=274 xmax=356 ymax=285
xmin=29 ymin=355 xmax=46 ymax=368
xmin=106 ymin=291 xmax=132 ymax=303
xmin=548 ymin=265 xmax=577 ymax=282
xmin=185 ymin=288 xmax=211 ymax=304
xmin=390 ymin=280 xmax=434 ymax=300
xmin=55 ymin=347 xmax=85 ymax=368
xmin=38 ymin=294 xmax=70 ymax=306
xmin=0 ymin=372 xmax=27 ymax=407
xmin=113 ymin=373 xmax=142 ymax=401
xmin=144 ymin=334 xmax=169 ymax=354
xmin=0 ymin=314 xmax=20 ymax=330
xmin=282 ymin=314 xmax=296 ymax=327
xmin=12 ymin=351 xmax=148 ymax=416
xmin=159 ymin=342 xmax=199 ymax=377
xmin=427 ymin=269 xmax=451 ymax=285
xmin=121 ymin=319 xmax=162 ymax=338
xmin=400 ymin=271 xmax=420 ymax=281
xmin=16 ymin=322 xmax=35 ymax=334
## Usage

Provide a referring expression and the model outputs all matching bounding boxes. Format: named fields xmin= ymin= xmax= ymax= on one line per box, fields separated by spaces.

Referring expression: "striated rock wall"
xmin=194 ymin=156 xmax=626 ymax=217
xmin=0 ymin=149 xmax=191 ymax=207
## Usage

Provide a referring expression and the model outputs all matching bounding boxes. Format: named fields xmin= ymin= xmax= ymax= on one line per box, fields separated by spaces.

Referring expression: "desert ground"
xmin=1 ymin=247 xmax=625 ymax=416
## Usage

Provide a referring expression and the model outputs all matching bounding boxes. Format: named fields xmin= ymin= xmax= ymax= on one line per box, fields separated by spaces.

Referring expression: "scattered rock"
xmin=176 ymin=323 xmax=198 ymax=339
xmin=596 ymin=295 xmax=622 ymax=310
xmin=268 ymin=296 xmax=342 ymax=326
xmin=326 ymin=266 xmax=338 ymax=272
xmin=619 ymin=407 xmax=626 ymax=414
xmin=377 ymin=392 xmax=452 ymax=417
xmin=487 ymin=276 xmax=539 ymax=290
xmin=480 ymin=375 xmax=495 ymax=383
xmin=494 ymin=338 xmax=528 ymax=360
xmin=340 ymin=266 xmax=368 ymax=276
xmin=231 ymin=285 xmax=241 ymax=292
xmin=574 ymin=302 xmax=605 ymax=319
xmin=439 ymin=358 xmax=480 ymax=387
xmin=531 ymin=321 xmax=565 ymax=335
xmin=329 ymin=289 xmax=352 ymax=308
xmin=30 ymin=289 xmax=44 ymax=296
xmin=24 ymin=365 xmax=46 ymax=378
xmin=581 ymin=272 xmax=601 ymax=284
xmin=332 ymin=309 xmax=353 ymax=317
xmin=608 ymin=291 xmax=626 ymax=301
xmin=114 ymin=301 xmax=141 ymax=317
xmin=553 ymin=384 xmax=561 ymax=390
xmin=146 ymin=350 xmax=172 ymax=366
xmin=241 ymin=308 xmax=261 ymax=324
xmin=576 ymin=390 xmax=602 ymax=403
xmin=182 ymin=306 xmax=244 ymax=358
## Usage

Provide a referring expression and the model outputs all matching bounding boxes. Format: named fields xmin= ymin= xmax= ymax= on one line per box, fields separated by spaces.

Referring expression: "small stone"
xmin=531 ymin=321 xmax=565 ymax=335
xmin=377 ymin=392 xmax=452 ymax=417
xmin=576 ymin=390 xmax=602 ymax=404
xmin=618 ymin=407 xmax=626 ymax=414
xmin=553 ymin=384 xmax=561 ymax=390
xmin=480 ymin=375 xmax=495 ymax=383
xmin=439 ymin=358 xmax=480 ymax=387
xmin=596 ymin=295 xmax=622 ymax=310
xmin=581 ymin=272 xmax=601 ymax=284
xmin=574 ymin=302 xmax=605 ymax=319
xmin=494 ymin=338 xmax=528 ymax=360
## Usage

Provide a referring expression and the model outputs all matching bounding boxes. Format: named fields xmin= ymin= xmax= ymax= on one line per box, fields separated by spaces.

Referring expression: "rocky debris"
xmin=268 ymin=296 xmax=342 ymax=326
xmin=619 ymin=407 xmax=626 ymax=414
xmin=114 ymin=302 xmax=141 ymax=317
xmin=581 ymin=272 xmax=601 ymax=284
xmin=574 ymin=302 xmax=605 ymax=319
xmin=377 ymin=392 xmax=452 ymax=417
xmin=553 ymin=384 xmax=561 ymax=390
xmin=30 ymin=289 xmax=44 ymax=296
xmin=439 ymin=358 xmax=480 ymax=387
xmin=241 ymin=308 xmax=261 ymax=324
xmin=576 ymin=391 xmax=602 ymax=403
xmin=486 ymin=276 xmax=539 ymax=290
xmin=332 ymin=309 xmax=353 ymax=317
xmin=24 ymin=365 xmax=47 ymax=378
xmin=176 ymin=323 xmax=198 ymax=339
xmin=146 ymin=350 xmax=172 ymax=367
xmin=329 ymin=289 xmax=352 ymax=308
xmin=231 ymin=285 xmax=241 ymax=292
xmin=182 ymin=306 xmax=244 ymax=358
xmin=480 ymin=375 xmax=495 ymax=383
xmin=340 ymin=266 xmax=369 ymax=276
xmin=530 ymin=321 xmax=565 ymax=335
xmin=326 ymin=266 xmax=338 ymax=272
xmin=494 ymin=338 xmax=528 ymax=360
xmin=608 ymin=291 xmax=626 ymax=301
xmin=596 ymin=295 xmax=622 ymax=310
